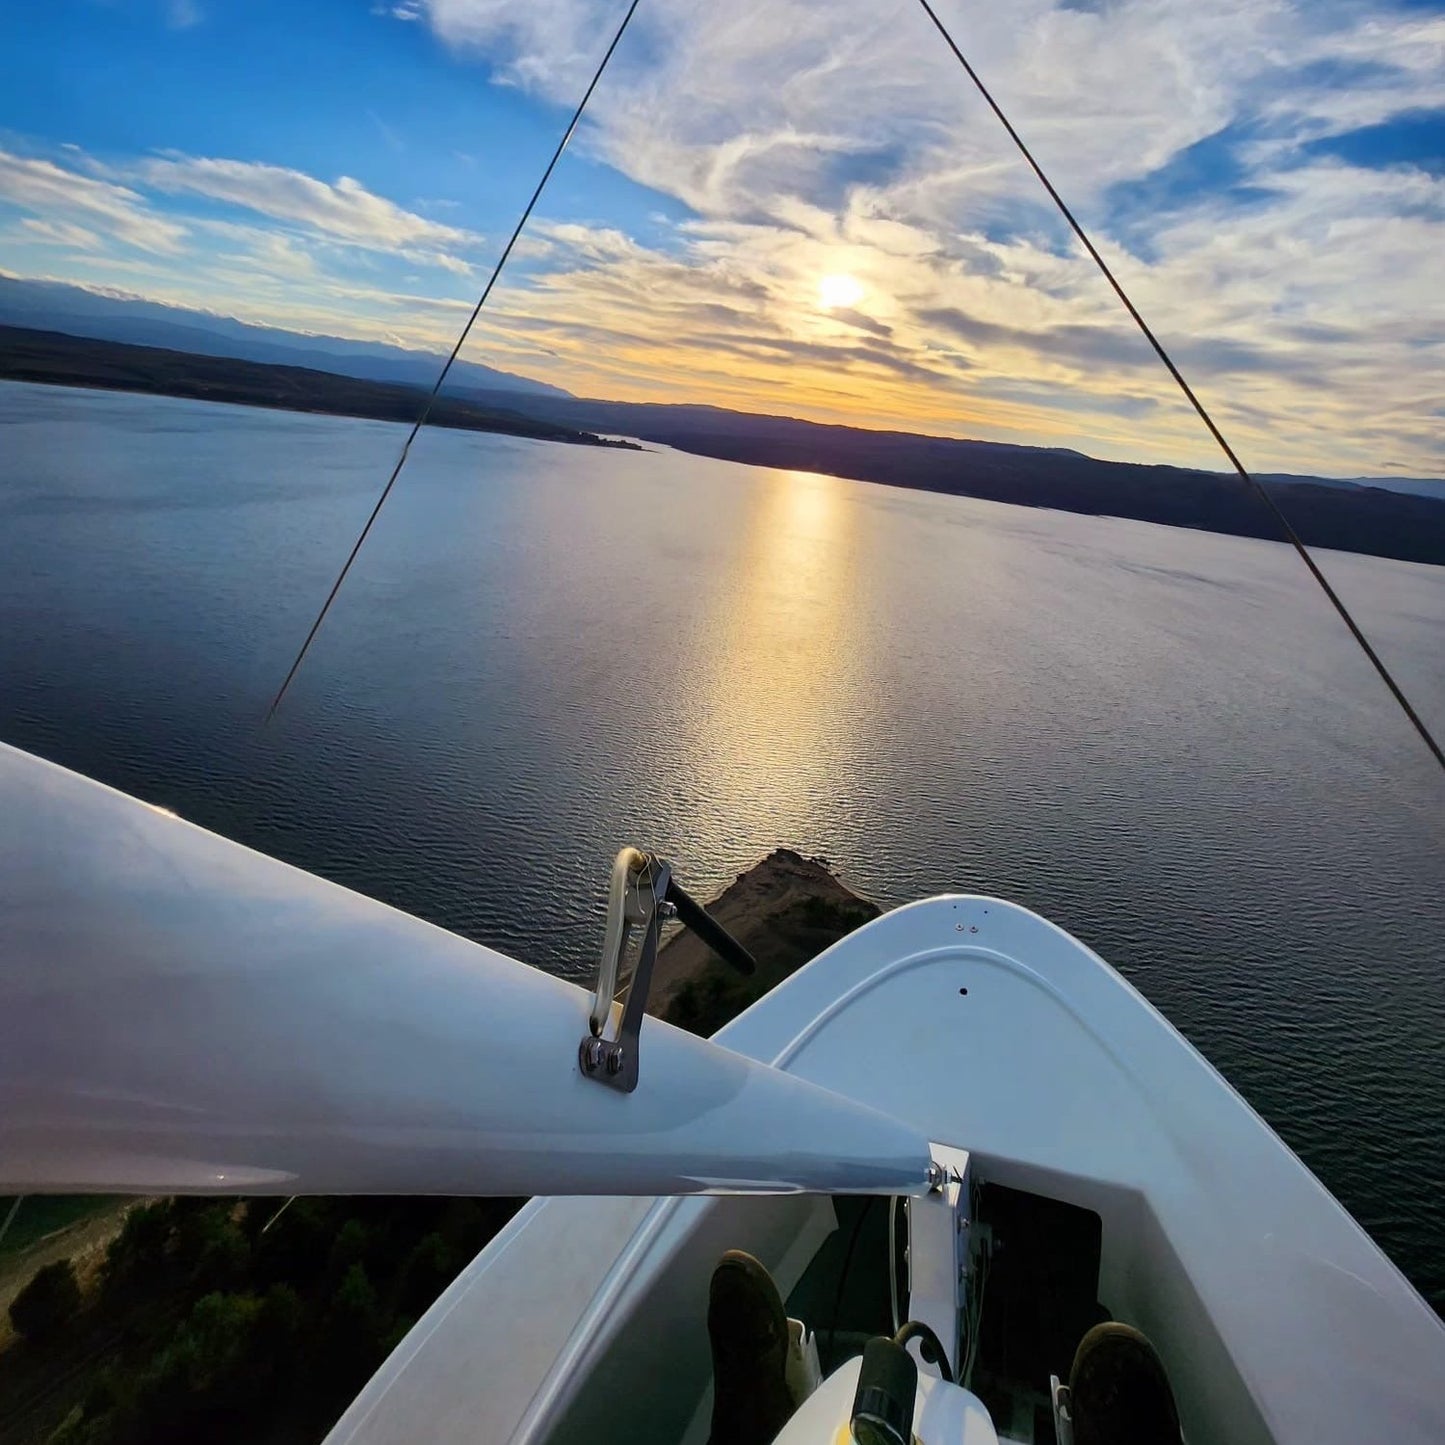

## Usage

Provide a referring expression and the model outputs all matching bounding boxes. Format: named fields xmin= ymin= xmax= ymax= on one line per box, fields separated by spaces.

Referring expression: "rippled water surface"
xmin=2 ymin=381 xmax=1442 ymax=1309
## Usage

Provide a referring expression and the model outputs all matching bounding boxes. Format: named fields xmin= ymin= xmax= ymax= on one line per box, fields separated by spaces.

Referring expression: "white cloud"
xmin=417 ymin=250 xmax=473 ymax=276
xmin=415 ymin=0 xmax=617 ymax=92
xmin=167 ymin=0 xmax=202 ymax=31
xmin=0 ymin=144 xmax=489 ymax=358
xmin=16 ymin=218 xmax=104 ymax=250
xmin=1 ymin=144 xmax=484 ymax=284
xmin=196 ymin=221 xmax=325 ymax=280
xmin=6 ymin=2 xmax=1442 ymax=473
xmin=385 ymin=0 xmax=1445 ymax=473
xmin=0 ymin=149 xmax=187 ymax=254
xmin=407 ymin=0 xmax=1292 ymax=218
xmin=133 ymin=154 xmax=481 ymax=254
xmin=1251 ymin=12 xmax=1445 ymax=149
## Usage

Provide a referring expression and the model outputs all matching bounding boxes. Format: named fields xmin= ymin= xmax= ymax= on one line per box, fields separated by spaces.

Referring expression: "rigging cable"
xmin=266 ymin=0 xmax=644 ymax=720
xmin=912 ymin=0 xmax=1445 ymax=774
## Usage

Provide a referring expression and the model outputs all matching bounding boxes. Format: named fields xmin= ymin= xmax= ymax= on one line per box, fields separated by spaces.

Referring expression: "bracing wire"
xmin=266 ymin=0 xmax=644 ymax=720
xmin=0 ymin=1196 xmax=23 ymax=1250
xmin=913 ymin=0 xmax=1445 ymax=774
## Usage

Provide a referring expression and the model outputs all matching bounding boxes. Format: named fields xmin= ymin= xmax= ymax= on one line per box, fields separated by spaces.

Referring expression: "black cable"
xmin=913 ymin=0 xmax=1444 ymax=774
xmin=266 ymin=0 xmax=644 ymax=720
xmin=894 ymin=1320 xmax=955 ymax=1383
xmin=826 ymin=1196 xmax=877 ymax=1368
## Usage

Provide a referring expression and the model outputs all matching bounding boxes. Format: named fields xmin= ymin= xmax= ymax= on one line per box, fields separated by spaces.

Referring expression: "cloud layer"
xmin=1 ymin=0 xmax=1441 ymax=475
xmin=402 ymin=0 xmax=1445 ymax=472
xmin=134 ymin=155 xmax=479 ymax=255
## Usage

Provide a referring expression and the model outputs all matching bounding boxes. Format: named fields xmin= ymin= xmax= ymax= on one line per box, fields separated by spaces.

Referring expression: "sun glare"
xmin=817 ymin=272 xmax=864 ymax=310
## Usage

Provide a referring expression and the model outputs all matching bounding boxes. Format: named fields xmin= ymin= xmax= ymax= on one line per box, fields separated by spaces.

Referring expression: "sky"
xmin=0 ymin=0 xmax=1442 ymax=474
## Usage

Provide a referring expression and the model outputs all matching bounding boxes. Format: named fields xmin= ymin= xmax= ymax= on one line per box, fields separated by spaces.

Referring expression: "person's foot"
xmin=1068 ymin=1322 xmax=1181 ymax=1445
xmin=707 ymin=1250 xmax=795 ymax=1445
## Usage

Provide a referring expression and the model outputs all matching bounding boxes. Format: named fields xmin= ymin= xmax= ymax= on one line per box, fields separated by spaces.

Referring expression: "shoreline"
xmin=0 ymin=325 xmax=637 ymax=451
xmin=650 ymin=848 xmax=880 ymax=1036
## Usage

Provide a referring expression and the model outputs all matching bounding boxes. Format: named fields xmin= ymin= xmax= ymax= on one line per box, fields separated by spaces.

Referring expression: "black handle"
xmin=851 ymin=1336 xmax=918 ymax=1445
xmin=665 ymin=879 xmax=757 ymax=976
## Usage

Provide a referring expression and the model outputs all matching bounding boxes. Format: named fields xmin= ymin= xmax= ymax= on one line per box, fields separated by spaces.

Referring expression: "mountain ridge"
xmin=0 ymin=325 xmax=628 ymax=451
xmin=1 ymin=281 xmax=1441 ymax=567
xmin=0 ymin=276 xmax=571 ymax=402
xmin=503 ymin=393 xmax=1445 ymax=565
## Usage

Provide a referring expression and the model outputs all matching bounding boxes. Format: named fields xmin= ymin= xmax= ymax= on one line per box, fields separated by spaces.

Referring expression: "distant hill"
xmin=0 ymin=276 xmax=571 ymax=401
xmin=504 ymin=396 xmax=1445 ymax=567
xmin=1 ymin=299 xmax=1440 ymax=566
xmin=1259 ymin=472 xmax=1442 ymax=501
xmin=0 ymin=326 xmax=627 ymax=451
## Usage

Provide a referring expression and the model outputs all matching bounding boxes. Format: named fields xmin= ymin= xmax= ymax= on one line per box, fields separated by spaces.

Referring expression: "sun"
xmin=817 ymin=272 xmax=864 ymax=310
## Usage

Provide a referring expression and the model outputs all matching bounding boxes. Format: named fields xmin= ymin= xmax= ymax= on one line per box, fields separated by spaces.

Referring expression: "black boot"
xmin=1068 ymin=1322 xmax=1181 ymax=1445
xmin=707 ymin=1250 xmax=795 ymax=1445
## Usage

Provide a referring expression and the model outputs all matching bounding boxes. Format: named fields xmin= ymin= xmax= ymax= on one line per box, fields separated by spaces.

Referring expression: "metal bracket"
xmin=906 ymin=1145 xmax=971 ymax=1381
xmin=580 ymin=847 xmax=757 ymax=1094
xmin=579 ymin=853 xmax=672 ymax=1094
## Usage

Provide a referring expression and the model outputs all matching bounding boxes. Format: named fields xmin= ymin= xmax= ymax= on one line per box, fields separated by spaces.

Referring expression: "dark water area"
xmin=2 ymin=381 xmax=1442 ymax=1313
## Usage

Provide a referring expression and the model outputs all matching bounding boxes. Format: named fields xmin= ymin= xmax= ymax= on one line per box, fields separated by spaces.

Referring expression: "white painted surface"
xmin=4 ymin=740 xmax=1441 ymax=1442
xmin=333 ymin=896 xmax=1445 ymax=1445
xmin=773 ymin=1358 xmax=1000 ymax=1445
xmin=0 ymin=742 xmax=930 ymax=1197
xmin=719 ymin=897 xmax=1445 ymax=1444
xmin=905 ymin=1145 xmax=970 ymax=1381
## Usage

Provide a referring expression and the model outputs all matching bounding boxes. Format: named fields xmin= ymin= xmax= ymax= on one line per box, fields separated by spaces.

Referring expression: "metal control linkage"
xmin=667 ymin=878 xmax=757 ymax=979
xmin=581 ymin=848 xmax=757 ymax=1094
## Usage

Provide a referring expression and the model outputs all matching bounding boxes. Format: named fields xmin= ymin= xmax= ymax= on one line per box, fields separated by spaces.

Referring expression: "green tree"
xmin=9 ymin=1257 xmax=82 ymax=1343
xmin=102 ymin=1200 xmax=173 ymax=1291
xmin=252 ymin=1282 xmax=303 ymax=1381
xmin=314 ymin=1262 xmax=386 ymax=1397
xmin=327 ymin=1217 xmax=370 ymax=1281
xmin=172 ymin=1202 xmax=248 ymax=1289
xmin=252 ymin=1197 xmax=333 ymax=1291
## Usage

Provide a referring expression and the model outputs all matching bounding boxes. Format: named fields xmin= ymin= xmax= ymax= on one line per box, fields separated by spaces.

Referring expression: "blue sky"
xmin=0 ymin=0 xmax=688 ymax=245
xmin=0 ymin=0 xmax=1442 ymax=474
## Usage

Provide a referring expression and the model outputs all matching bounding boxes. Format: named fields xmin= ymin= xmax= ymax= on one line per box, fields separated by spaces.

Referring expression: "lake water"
xmin=2 ymin=380 xmax=1442 ymax=1312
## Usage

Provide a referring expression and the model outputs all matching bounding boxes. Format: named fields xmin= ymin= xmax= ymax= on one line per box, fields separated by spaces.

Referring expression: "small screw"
xmin=606 ymin=1047 xmax=625 ymax=1076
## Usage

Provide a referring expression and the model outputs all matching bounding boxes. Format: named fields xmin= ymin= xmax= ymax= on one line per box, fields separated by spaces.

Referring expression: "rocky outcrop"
xmin=649 ymin=848 xmax=879 ymax=1037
